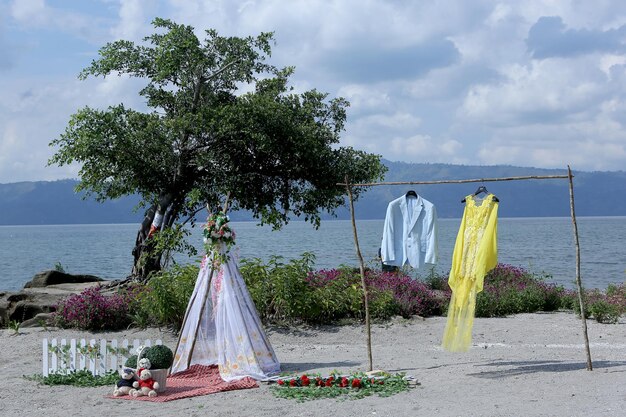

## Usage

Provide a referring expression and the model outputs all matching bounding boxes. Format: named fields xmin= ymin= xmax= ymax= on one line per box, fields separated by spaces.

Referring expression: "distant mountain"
xmin=332 ymin=161 xmax=626 ymax=219
xmin=0 ymin=180 xmax=142 ymax=225
xmin=1 ymin=162 xmax=625 ymax=225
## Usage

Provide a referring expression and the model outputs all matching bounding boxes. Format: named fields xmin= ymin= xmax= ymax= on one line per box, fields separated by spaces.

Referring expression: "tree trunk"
xmin=131 ymin=193 xmax=174 ymax=280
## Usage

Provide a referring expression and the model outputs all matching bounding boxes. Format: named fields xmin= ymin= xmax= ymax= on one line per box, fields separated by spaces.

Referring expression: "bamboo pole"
xmin=173 ymin=193 xmax=231 ymax=372
xmin=568 ymin=166 xmax=593 ymax=371
xmin=337 ymin=174 xmax=569 ymax=188
xmin=345 ymin=175 xmax=373 ymax=371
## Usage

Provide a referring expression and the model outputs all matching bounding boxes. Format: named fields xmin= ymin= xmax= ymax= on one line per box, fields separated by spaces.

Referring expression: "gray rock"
xmin=20 ymin=312 xmax=55 ymax=328
xmin=1 ymin=272 xmax=104 ymax=326
xmin=24 ymin=270 xmax=104 ymax=288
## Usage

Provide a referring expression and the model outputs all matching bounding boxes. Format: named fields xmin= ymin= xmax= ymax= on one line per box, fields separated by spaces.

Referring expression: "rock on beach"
xmin=0 ymin=270 xmax=105 ymax=327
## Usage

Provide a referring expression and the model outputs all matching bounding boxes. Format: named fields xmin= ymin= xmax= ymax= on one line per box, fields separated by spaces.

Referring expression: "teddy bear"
xmin=130 ymin=368 xmax=159 ymax=397
xmin=112 ymin=368 xmax=136 ymax=396
xmin=136 ymin=357 xmax=152 ymax=378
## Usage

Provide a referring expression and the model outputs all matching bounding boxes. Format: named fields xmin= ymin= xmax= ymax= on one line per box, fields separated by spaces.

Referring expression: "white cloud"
xmin=5 ymin=0 xmax=626 ymax=182
xmin=459 ymin=58 xmax=608 ymax=126
xmin=337 ymin=84 xmax=391 ymax=113
xmin=387 ymin=134 xmax=464 ymax=163
xmin=110 ymin=0 xmax=154 ymax=41
xmin=10 ymin=0 xmax=110 ymax=43
xmin=10 ymin=0 xmax=47 ymax=24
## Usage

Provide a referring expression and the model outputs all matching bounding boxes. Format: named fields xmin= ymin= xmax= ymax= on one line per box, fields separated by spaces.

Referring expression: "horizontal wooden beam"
xmin=338 ymin=174 xmax=570 ymax=187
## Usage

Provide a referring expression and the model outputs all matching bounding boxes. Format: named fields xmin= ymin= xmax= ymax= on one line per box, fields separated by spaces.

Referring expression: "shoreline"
xmin=1 ymin=312 xmax=624 ymax=416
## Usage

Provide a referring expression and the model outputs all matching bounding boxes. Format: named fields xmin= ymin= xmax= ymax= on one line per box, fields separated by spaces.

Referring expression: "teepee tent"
xmin=172 ymin=226 xmax=280 ymax=381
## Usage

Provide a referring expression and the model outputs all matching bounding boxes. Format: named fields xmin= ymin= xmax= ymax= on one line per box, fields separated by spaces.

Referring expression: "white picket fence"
xmin=42 ymin=338 xmax=162 ymax=377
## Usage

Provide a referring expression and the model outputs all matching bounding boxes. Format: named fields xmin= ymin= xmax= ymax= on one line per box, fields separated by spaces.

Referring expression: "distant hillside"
xmin=0 ymin=180 xmax=142 ymax=225
xmin=330 ymin=161 xmax=626 ymax=219
xmin=1 ymin=162 xmax=625 ymax=225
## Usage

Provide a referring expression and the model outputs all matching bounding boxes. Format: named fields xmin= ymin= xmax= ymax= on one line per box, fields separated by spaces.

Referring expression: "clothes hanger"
xmin=406 ymin=190 xmax=418 ymax=198
xmin=461 ymin=185 xmax=499 ymax=203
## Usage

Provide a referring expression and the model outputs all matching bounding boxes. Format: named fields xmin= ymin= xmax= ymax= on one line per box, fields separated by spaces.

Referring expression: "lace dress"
xmin=442 ymin=194 xmax=499 ymax=352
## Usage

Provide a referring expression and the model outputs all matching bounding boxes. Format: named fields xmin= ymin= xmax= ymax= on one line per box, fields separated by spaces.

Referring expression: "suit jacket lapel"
xmin=399 ymin=197 xmax=409 ymax=230
xmin=408 ymin=196 xmax=423 ymax=232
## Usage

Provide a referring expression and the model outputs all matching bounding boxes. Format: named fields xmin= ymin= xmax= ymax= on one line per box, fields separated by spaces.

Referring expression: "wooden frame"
xmin=340 ymin=165 xmax=593 ymax=371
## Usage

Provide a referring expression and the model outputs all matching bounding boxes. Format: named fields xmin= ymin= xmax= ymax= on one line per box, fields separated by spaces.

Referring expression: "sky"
xmin=2 ymin=0 xmax=626 ymax=183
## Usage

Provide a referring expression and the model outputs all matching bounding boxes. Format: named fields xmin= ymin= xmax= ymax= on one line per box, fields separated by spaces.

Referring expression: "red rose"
xmin=301 ymin=375 xmax=310 ymax=386
xmin=340 ymin=377 xmax=349 ymax=387
xmin=277 ymin=379 xmax=284 ymax=386
xmin=325 ymin=377 xmax=334 ymax=387
xmin=315 ymin=377 xmax=323 ymax=386
xmin=289 ymin=379 xmax=297 ymax=387
xmin=351 ymin=378 xmax=361 ymax=388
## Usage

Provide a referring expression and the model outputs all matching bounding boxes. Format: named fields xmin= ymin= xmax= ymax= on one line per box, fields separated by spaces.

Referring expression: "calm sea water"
xmin=0 ymin=217 xmax=624 ymax=292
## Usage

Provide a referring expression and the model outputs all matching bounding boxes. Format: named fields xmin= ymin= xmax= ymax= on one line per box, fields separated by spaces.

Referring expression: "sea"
xmin=0 ymin=217 xmax=624 ymax=292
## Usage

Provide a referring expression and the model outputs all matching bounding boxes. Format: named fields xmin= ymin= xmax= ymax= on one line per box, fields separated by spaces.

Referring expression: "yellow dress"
xmin=442 ymin=194 xmax=498 ymax=352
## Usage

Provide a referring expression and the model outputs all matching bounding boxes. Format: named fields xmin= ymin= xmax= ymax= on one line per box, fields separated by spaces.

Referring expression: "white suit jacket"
xmin=381 ymin=194 xmax=438 ymax=269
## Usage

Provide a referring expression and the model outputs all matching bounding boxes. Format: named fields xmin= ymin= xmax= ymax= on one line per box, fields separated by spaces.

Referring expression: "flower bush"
xmin=570 ymin=283 xmax=626 ymax=323
xmin=474 ymin=264 xmax=566 ymax=317
xmin=242 ymin=254 xmax=446 ymax=324
xmin=365 ymin=270 xmax=448 ymax=318
xmin=53 ymin=286 xmax=135 ymax=330
xmin=272 ymin=372 xmax=410 ymax=402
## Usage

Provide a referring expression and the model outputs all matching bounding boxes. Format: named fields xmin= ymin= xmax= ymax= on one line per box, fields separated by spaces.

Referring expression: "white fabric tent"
xmin=172 ymin=248 xmax=280 ymax=381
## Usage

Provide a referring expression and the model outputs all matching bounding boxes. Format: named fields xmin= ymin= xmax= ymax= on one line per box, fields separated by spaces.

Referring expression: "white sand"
xmin=1 ymin=312 xmax=624 ymax=417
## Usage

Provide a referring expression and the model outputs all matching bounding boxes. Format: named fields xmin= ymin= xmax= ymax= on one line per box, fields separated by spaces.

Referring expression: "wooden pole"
xmin=567 ymin=166 xmax=593 ymax=371
xmin=345 ymin=175 xmax=373 ymax=371
xmin=173 ymin=193 xmax=231 ymax=371
xmin=337 ymin=174 xmax=569 ymax=188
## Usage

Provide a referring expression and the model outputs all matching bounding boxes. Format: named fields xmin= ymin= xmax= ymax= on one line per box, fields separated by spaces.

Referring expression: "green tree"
xmin=49 ymin=18 xmax=386 ymax=279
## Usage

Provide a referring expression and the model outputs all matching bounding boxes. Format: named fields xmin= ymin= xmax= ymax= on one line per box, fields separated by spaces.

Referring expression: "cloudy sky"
xmin=1 ymin=0 xmax=626 ymax=183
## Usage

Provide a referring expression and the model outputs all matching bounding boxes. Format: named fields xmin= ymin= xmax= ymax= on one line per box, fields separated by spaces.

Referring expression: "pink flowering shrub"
xmin=53 ymin=285 xmax=141 ymax=330
xmin=475 ymin=264 xmax=566 ymax=317
xmin=365 ymin=270 xmax=447 ymax=318
xmin=567 ymin=283 xmax=626 ymax=323
xmin=306 ymin=268 xmax=446 ymax=320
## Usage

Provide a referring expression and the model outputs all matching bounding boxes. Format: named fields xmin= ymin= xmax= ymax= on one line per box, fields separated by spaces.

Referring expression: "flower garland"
xmin=203 ymin=212 xmax=236 ymax=266
xmin=272 ymin=371 xmax=412 ymax=402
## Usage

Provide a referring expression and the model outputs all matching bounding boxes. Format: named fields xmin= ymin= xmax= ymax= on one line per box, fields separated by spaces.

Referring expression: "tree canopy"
xmin=49 ymin=18 xmax=386 ymax=276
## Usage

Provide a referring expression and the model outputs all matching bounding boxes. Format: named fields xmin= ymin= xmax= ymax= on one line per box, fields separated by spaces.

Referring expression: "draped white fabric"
xmin=172 ymin=248 xmax=280 ymax=381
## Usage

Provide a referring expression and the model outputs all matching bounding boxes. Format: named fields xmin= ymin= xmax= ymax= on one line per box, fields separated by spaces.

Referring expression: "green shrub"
xmin=298 ymin=270 xmax=365 ymax=323
xmin=560 ymin=290 xmax=579 ymax=311
xmin=589 ymin=300 xmax=621 ymax=324
xmin=134 ymin=263 xmax=198 ymax=329
xmin=570 ymin=286 xmax=625 ymax=323
xmin=139 ymin=345 xmax=174 ymax=369
xmin=424 ymin=268 xmax=448 ymax=292
xmin=475 ymin=264 xmax=568 ymax=317
xmin=368 ymin=288 xmax=400 ymax=320
xmin=125 ymin=355 xmax=138 ymax=368
xmin=241 ymin=253 xmax=316 ymax=323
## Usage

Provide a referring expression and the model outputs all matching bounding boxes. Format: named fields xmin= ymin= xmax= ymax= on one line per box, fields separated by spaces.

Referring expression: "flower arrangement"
xmin=203 ymin=212 xmax=236 ymax=266
xmin=272 ymin=371 xmax=412 ymax=402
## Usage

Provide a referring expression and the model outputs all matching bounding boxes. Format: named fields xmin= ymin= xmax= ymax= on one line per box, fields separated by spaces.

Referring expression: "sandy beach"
xmin=1 ymin=312 xmax=624 ymax=417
